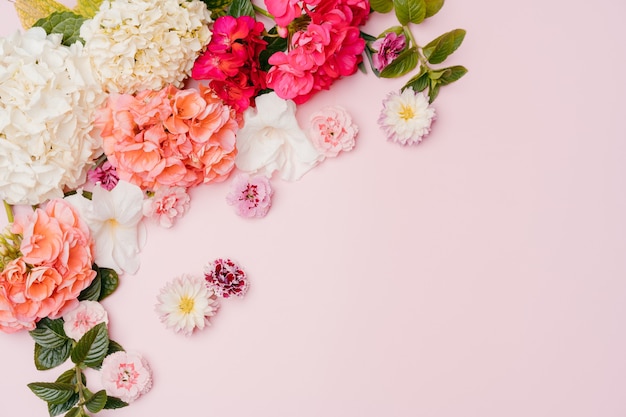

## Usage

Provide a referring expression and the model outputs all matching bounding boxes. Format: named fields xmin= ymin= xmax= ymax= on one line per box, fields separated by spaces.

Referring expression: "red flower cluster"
xmin=265 ymin=0 xmax=370 ymax=104
xmin=192 ymin=15 xmax=268 ymax=113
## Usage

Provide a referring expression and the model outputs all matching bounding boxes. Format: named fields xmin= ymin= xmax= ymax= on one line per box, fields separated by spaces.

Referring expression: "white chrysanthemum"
xmin=0 ymin=27 xmax=106 ymax=205
xmin=378 ymin=89 xmax=436 ymax=146
xmin=80 ymin=0 xmax=212 ymax=94
xmin=155 ymin=274 xmax=219 ymax=336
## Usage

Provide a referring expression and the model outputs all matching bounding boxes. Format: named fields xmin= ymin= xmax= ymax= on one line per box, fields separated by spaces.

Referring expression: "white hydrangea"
xmin=0 ymin=27 xmax=106 ymax=205
xmin=80 ymin=0 xmax=212 ymax=94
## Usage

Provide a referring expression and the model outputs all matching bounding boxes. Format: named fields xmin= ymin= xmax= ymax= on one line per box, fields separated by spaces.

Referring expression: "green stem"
xmin=75 ymin=366 xmax=86 ymax=404
xmin=3 ymin=201 xmax=13 ymax=224
xmin=253 ymin=4 xmax=273 ymax=19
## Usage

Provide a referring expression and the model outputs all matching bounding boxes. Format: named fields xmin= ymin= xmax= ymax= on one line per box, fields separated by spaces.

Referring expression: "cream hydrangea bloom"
xmin=80 ymin=0 xmax=212 ymax=94
xmin=0 ymin=28 xmax=106 ymax=205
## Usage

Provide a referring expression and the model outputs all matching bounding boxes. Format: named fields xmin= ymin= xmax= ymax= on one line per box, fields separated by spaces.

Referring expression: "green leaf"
xmin=85 ymin=390 xmax=107 ymax=413
xmin=64 ymin=407 xmax=82 ymax=417
xmin=370 ymin=0 xmax=394 ymax=13
xmin=73 ymin=0 xmax=103 ymax=17
xmin=422 ymin=29 xmax=466 ymax=65
xmin=402 ymin=66 xmax=429 ymax=92
xmin=259 ymin=28 xmax=288 ymax=72
xmin=94 ymin=266 xmax=119 ymax=301
xmin=78 ymin=273 xmax=101 ymax=301
xmin=428 ymin=79 xmax=441 ymax=103
xmin=103 ymin=396 xmax=129 ymax=410
xmin=107 ymin=340 xmax=125 ymax=355
xmin=56 ymin=368 xmax=86 ymax=385
xmin=48 ymin=393 xmax=79 ymax=417
xmin=380 ymin=47 xmax=419 ymax=78
xmin=201 ymin=0 xmax=232 ymax=17
xmin=393 ymin=0 xmax=426 ymax=25
xmin=70 ymin=323 xmax=109 ymax=368
xmin=33 ymin=11 xmax=86 ymax=46
xmin=228 ymin=0 xmax=254 ymax=17
xmin=27 ymin=382 xmax=75 ymax=405
xmin=34 ymin=341 xmax=72 ymax=370
xmin=424 ymin=0 xmax=445 ymax=18
xmin=438 ymin=65 xmax=468 ymax=85
xmin=29 ymin=318 xmax=69 ymax=349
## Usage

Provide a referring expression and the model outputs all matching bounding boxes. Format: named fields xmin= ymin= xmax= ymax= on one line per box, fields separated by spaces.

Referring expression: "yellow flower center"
xmin=398 ymin=104 xmax=415 ymax=121
xmin=178 ymin=296 xmax=195 ymax=314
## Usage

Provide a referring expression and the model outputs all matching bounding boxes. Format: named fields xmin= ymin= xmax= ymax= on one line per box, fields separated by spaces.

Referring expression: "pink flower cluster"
xmin=0 ymin=200 xmax=96 ymax=333
xmin=265 ymin=0 xmax=370 ymax=104
xmin=96 ymin=84 xmax=239 ymax=192
xmin=226 ymin=174 xmax=273 ymax=218
xmin=192 ymin=15 xmax=268 ymax=113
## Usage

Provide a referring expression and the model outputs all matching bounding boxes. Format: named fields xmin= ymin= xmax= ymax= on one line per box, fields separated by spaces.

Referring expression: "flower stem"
xmin=3 ymin=201 xmax=13 ymax=224
xmin=253 ymin=4 xmax=273 ymax=19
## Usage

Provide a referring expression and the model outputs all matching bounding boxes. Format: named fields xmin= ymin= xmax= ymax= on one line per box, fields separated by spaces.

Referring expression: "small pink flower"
xmin=226 ymin=174 xmax=273 ymax=218
xmin=371 ymin=32 xmax=407 ymax=72
xmin=309 ymin=106 xmax=358 ymax=158
xmin=87 ymin=161 xmax=119 ymax=191
xmin=101 ymin=351 xmax=152 ymax=404
xmin=62 ymin=300 xmax=109 ymax=341
xmin=143 ymin=187 xmax=190 ymax=228
xmin=204 ymin=258 xmax=248 ymax=298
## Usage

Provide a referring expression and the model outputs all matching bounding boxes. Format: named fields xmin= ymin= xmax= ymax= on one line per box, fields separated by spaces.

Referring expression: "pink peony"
xmin=97 ymin=85 xmax=238 ymax=192
xmin=226 ymin=174 xmax=273 ymax=218
xmin=62 ymin=300 xmax=109 ymax=341
xmin=0 ymin=199 xmax=96 ymax=333
xmin=204 ymin=258 xmax=248 ymax=298
xmin=143 ymin=186 xmax=191 ymax=228
xmin=101 ymin=351 xmax=152 ymax=403
xmin=308 ymin=106 xmax=358 ymax=158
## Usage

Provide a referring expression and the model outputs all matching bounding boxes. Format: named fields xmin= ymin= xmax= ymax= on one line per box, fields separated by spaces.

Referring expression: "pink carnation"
xmin=309 ymin=106 xmax=358 ymax=157
xmin=0 ymin=199 xmax=96 ymax=333
xmin=226 ymin=174 xmax=273 ymax=218
xmin=204 ymin=258 xmax=248 ymax=298
xmin=371 ymin=32 xmax=407 ymax=72
xmin=143 ymin=186 xmax=190 ymax=228
xmin=101 ymin=351 xmax=152 ymax=403
xmin=87 ymin=160 xmax=119 ymax=191
xmin=62 ymin=300 xmax=109 ymax=341
xmin=96 ymin=85 xmax=238 ymax=192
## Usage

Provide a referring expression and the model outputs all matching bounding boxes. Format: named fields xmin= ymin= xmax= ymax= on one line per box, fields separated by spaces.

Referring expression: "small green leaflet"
xmin=33 ymin=11 xmax=86 ymax=46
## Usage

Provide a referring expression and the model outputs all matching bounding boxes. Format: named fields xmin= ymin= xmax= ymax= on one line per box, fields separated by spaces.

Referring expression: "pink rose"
xmin=101 ymin=351 xmax=152 ymax=403
xmin=226 ymin=174 xmax=273 ymax=218
xmin=309 ymin=106 xmax=358 ymax=157
xmin=63 ymin=300 xmax=109 ymax=341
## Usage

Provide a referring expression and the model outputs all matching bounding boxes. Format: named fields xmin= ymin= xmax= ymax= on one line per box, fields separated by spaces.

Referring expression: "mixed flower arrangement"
xmin=1 ymin=0 xmax=466 ymax=415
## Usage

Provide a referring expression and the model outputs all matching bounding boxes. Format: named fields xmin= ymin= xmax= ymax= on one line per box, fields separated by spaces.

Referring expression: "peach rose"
xmin=0 ymin=199 xmax=96 ymax=333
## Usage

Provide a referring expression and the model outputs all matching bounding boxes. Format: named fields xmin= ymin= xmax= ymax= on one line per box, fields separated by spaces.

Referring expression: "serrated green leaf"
xmin=71 ymin=323 xmax=109 ymax=368
xmin=438 ymin=65 xmax=468 ymax=85
xmin=73 ymin=0 xmax=103 ymax=17
xmin=424 ymin=0 xmax=445 ymax=18
xmin=27 ymin=382 xmax=75 ymax=405
xmin=85 ymin=390 xmax=107 ymax=413
xmin=402 ymin=66 xmax=429 ymax=92
xmin=228 ymin=0 xmax=254 ymax=17
xmin=393 ymin=0 xmax=426 ymax=25
xmin=103 ymin=396 xmax=129 ymax=410
xmin=29 ymin=318 xmax=69 ymax=349
xmin=380 ymin=47 xmax=419 ymax=78
xmin=33 ymin=11 xmax=86 ymax=46
xmin=107 ymin=340 xmax=125 ymax=355
xmin=97 ymin=266 xmax=119 ymax=301
xmin=34 ymin=341 xmax=72 ymax=370
xmin=370 ymin=0 xmax=394 ymax=13
xmin=56 ymin=369 xmax=86 ymax=385
xmin=48 ymin=393 xmax=79 ymax=417
xmin=422 ymin=29 xmax=466 ymax=65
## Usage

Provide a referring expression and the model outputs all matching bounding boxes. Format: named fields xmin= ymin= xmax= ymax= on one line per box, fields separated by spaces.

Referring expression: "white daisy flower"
xmin=378 ymin=88 xmax=436 ymax=146
xmin=155 ymin=274 xmax=219 ymax=336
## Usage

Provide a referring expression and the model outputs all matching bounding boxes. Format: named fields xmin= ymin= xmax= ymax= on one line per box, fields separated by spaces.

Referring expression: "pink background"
xmin=1 ymin=0 xmax=626 ymax=416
